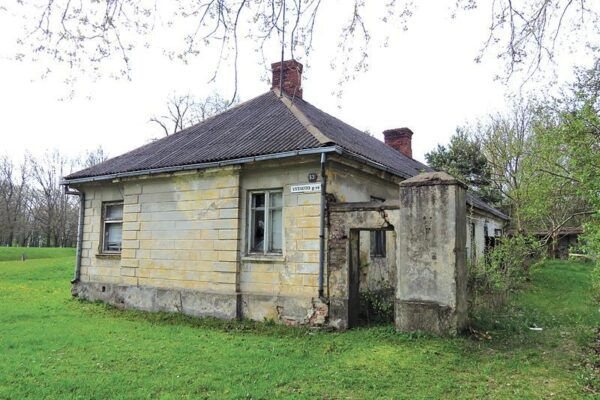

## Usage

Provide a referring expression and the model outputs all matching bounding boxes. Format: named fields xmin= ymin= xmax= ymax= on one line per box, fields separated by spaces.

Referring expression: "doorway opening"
xmin=348 ymin=228 xmax=396 ymax=328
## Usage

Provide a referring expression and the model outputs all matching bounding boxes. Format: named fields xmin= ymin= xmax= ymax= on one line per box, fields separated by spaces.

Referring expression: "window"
xmin=371 ymin=230 xmax=386 ymax=257
xmin=248 ymin=190 xmax=283 ymax=254
xmin=370 ymin=196 xmax=386 ymax=257
xmin=470 ymin=222 xmax=476 ymax=263
xmin=102 ymin=202 xmax=123 ymax=253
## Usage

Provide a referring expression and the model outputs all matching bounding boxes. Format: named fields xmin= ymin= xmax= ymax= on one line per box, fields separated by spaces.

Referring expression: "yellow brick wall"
xmin=239 ymin=157 xmax=322 ymax=300
xmin=79 ymin=185 xmax=125 ymax=284
xmin=78 ymin=166 xmax=241 ymax=294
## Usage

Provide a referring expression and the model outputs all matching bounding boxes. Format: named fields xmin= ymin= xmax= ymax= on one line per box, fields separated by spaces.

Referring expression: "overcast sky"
xmin=0 ymin=2 xmax=594 ymax=169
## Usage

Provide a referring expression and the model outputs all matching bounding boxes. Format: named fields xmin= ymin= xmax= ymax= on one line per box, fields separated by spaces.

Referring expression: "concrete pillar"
xmin=395 ymin=172 xmax=468 ymax=336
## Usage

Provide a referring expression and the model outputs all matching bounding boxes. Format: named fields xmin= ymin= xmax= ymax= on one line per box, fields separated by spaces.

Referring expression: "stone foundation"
xmin=72 ymin=281 xmax=328 ymax=326
xmin=395 ymin=300 xmax=459 ymax=336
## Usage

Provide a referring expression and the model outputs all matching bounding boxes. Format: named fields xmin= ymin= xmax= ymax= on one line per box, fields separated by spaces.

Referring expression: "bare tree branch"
xmin=150 ymin=92 xmax=232 ymax=136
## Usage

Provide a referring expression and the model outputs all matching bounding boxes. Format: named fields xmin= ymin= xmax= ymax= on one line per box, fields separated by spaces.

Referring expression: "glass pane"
xmin=371 ymin=230 xmax=386 ymax=257
xmin=269 ymin=191 xmax=282 ymax=208
xmin=106 ymin=203 xmax=123 ymax=220
xmin=252 ymin=193 xmax=265 ymax=209
xmin=269 ymin=208 xmax=282 ymax=252
xmin=251 ymin=209 xmax=265 ymax=252
xmin=377 ymin=231 xmax=386 ymax=256
xmin=104 ymin=223 xmax=122 ymax=251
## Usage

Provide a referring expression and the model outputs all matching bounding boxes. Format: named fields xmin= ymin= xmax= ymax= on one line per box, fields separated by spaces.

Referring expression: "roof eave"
xmin=61 ymin=146 xmax=342 ymax=186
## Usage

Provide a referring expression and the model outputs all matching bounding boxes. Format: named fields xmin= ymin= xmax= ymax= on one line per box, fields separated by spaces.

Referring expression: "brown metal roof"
xmin=64 ymin=90 xmax=508 ymax=220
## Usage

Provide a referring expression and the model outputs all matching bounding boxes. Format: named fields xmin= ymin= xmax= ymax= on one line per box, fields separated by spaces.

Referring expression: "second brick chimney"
xmin=384 ymin=127 xmax=413 ymax=159
xmin=272 ymin=59 xmax=303 ymax=99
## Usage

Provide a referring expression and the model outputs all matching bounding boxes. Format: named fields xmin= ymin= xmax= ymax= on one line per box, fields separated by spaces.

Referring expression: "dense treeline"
xmin=0 ymin=148 xmax=106 ymax=248
xmin=427 ymin=60 xmax=600 ymax=302
xmin=427 ymin=61 xmax=599 ymax=249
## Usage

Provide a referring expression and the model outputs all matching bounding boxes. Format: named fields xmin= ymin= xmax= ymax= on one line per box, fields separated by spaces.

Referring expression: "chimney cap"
xmin=271 ymin=59 xmax=304 ymax=99
xmin=271 ymin=59 xmax=303 ymax=71
xmin=383 ymin=127 xmax=413 ymax=137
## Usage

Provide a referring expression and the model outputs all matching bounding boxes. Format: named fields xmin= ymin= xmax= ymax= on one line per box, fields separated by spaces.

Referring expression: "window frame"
xmin=101 ymin=201 xmax=124 ymax=254
xmin=247 ymin=189 xmax=283 ymax=255
xmin=370 ymin=196 xmax=386 ymax=258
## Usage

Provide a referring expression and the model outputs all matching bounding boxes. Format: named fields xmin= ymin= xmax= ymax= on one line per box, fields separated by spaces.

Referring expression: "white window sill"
xmin=242 ymin=254 xmax=285 ymax=263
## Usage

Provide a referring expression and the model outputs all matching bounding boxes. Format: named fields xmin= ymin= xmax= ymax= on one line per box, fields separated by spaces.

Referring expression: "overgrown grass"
xmin=0 ymin=252 xmax=598 ymax=399
xmin=0 ymin=246 xmax=75 ymax=262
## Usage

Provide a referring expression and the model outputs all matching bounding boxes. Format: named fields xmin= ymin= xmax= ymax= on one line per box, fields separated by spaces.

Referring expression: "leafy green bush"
xmin=359 ymin=283 xmax=395 ymax=325
xmin=468 ymin=235 xmax=542 ymax=309
xmin=583 ymin=220 xmax=600 ymax=302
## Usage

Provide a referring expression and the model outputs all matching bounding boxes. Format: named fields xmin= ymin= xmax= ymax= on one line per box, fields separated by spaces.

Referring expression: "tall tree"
xmin=533 ymin=61 xmax=600 ymax=271
xmin=29 ymin=150 xmax=79 ymax=247
xmin=471 ymin=101 xmax=538 ymax=231
xmin=0 ymin=156 xmax=30 ymax=246
xmin=425 ymin=129 xmax=500 ymax=204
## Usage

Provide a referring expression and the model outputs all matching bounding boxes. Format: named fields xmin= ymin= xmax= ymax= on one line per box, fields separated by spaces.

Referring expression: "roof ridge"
xmin=273 ymin=89 xmax=333 ymax=145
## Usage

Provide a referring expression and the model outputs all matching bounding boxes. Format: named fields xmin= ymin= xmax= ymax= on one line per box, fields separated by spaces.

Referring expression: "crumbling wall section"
xmin=327 ymin=202 xmax=399 ymax=329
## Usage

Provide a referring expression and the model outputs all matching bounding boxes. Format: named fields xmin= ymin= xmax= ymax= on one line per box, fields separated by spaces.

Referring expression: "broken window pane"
xmin=251 ymin=209 xmax=265 ymax=252
xmin=249 ymin=190 xmax=283 ymax=254
xmin=253 ymin=193 xmax=265 ymax=208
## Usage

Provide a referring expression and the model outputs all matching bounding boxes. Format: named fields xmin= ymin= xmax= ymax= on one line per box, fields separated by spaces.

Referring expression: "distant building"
xmin=531 ymin=227 xmax=583 ymax=259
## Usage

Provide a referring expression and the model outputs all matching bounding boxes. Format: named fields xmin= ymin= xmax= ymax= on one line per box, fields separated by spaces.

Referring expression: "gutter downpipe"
xmin=64 ymin=186 xmax=85 ymax=284
xmin=318 ymin=152 xmax=327 ymax=299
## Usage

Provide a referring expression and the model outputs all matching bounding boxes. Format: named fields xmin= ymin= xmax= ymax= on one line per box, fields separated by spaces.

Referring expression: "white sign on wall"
xmin=290 ymin=183 xmax=321 ymax=193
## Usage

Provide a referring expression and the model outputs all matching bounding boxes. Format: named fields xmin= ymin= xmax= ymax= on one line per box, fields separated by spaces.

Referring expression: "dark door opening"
xmin=348 ymin=230 xmax=361 ymax=328
xmin=348 ymin=229 xmax=395 ymax=328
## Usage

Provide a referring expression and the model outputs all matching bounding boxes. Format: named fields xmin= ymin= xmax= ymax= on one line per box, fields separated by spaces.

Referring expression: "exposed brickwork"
xmin=383 ymin=127 xmax=413 ymax=159
xmin=271 ymin=59 xmax=303 ymax=99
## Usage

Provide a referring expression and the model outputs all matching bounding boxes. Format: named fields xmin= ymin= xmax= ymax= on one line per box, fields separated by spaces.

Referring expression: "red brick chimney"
xmin=272 ymin=59 xmax=303 ymax=99
xmin=384 ymin=127 xmax=413 ymax=158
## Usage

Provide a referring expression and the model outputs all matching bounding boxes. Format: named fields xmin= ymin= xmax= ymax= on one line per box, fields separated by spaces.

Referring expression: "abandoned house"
xmin=62 ymin=59 xmax=508 ymax=335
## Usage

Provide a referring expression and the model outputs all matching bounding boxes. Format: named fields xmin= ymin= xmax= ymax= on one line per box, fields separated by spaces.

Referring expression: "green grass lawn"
xmin=0 ymin=246 xmax=75 ymax=262
xmin=0 ymin=249 xmax=598 ymax=399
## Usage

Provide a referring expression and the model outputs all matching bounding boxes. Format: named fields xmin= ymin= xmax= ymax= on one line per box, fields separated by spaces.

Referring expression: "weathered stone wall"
xmin=75 ymin=166 xmax=242 ymax=318
xmin=79 ymin=185 xmax=125 ymax=283
xmin=75 ymin=157 xmax=328 ymax=325
xmin=396 ymin=172 xmax=468 ymax=336
xmin=327 ymin=157 xmax=399 ymax=295
xmin=327 ymin=203 xmax=400 ymax=329
xmin=238 ymin=157 xmax=323 ymax=323
xmin=327 ymin=157 xmax=399 ymax=203
xmin=121 ymin=167 xmax=241 ymax=294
